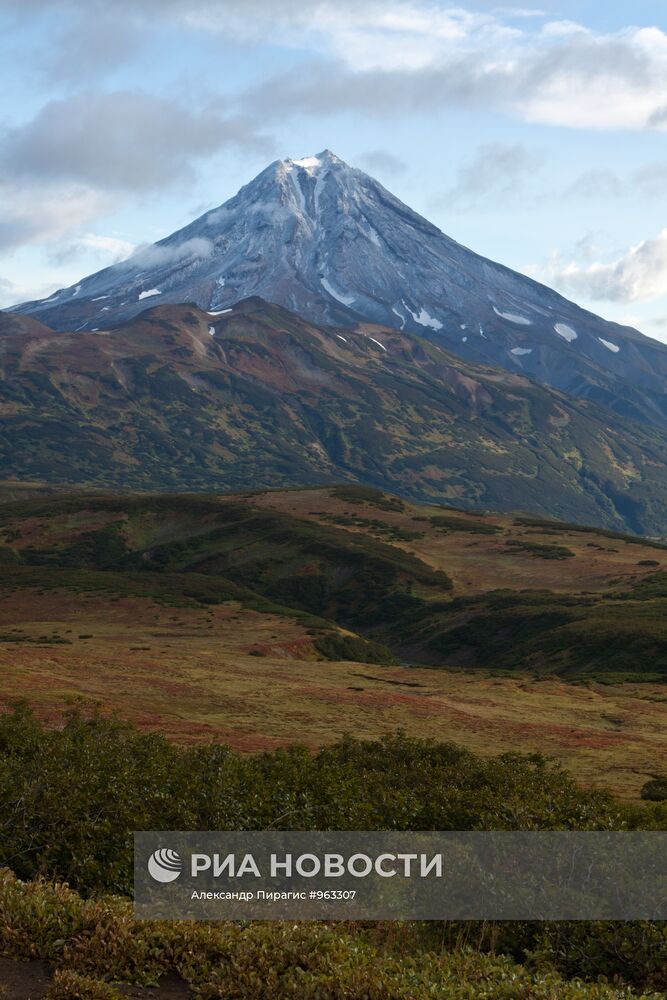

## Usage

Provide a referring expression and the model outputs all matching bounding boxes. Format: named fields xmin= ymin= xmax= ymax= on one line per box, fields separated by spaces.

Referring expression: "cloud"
xmin=493 ymin=6 xmax=549 ymax=16
xmin=566 ymin=162 xmax=667 ymax=200
xmin=47 ymin=233 xmax=137 ymax=267
xmin=237 ymin=13 xmax=667 ymax=132
xmin=1 ymin=91 xmax=271 ymax=192
xmin=358 ymin=149 xmax=407 ymax=176
xmin=528 ymin=229 xmax=667 ymax=304
xmin=125 ymin=238 xmax=214 ymax=269
xmin=566 ymin=170 xmax=626 ymax=200
xmin=0 ymin=89 xmax=273 ymax=252
xmin=81 ymin=233 xmax=137 ymax=260
xmin=5 ymin=2 xmax=667 ymax=133
xmin=0 ymin=184 xmax=111 ymax=253
xmin=44 ymin=12 xmax=143 ymax=84
xmin=0 ymin=277 xmax=16 ymax=309
xmin=445 ymin=142 xmax=544 ymax=206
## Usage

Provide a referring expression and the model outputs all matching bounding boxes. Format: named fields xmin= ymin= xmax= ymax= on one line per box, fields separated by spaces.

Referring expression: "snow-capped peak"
xmin=290 ymin=155 xmax=323 ymax=172
xmin=13 ymin=148 xmax=667 ymax=432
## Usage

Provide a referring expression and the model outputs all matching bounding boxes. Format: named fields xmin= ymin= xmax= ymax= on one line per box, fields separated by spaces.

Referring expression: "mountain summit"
xmin=14 ymin=150 xmax=667 ymax=426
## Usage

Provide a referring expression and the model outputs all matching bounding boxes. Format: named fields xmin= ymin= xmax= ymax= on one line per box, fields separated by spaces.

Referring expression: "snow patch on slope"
xmin=406 ymin=305 xmax=443 ymax=331
xmin=288 ymin=170 xmax=306 ymax=214
xmin=599 ymin=338 xmax=620 ymax=353
xmin=511 ymin=347 xmax=532 ymax=356
xmin=554 ymin=323 xmax=577 ymax=342
xmin=321 ymin=277 xmax=355 ymax=306
xmin=138 ymin=288 xmax=161 ymax=300
xmin=493 ymin=306 xmax=531 ymax=325
xmin=392 ymin=305 xmax=407 ymax=330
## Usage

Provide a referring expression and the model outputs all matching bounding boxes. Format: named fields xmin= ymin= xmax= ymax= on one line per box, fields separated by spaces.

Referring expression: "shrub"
xmin=641 ymin=778 xmax=667 ymax=802
xmin=45 ymin=970 xmax=123 ymax=1000
xmin=0 ymin=871 xmax=661 ymax=999
xmin=506 ymin=539 xmax=575 ymax=560
xmin=0 ymin=706 xmax=619 ymax=897
xmin=430 ymin=515 xmax=500 ymax=535
xmin=314 ymin=633 xmax=398 ymax=665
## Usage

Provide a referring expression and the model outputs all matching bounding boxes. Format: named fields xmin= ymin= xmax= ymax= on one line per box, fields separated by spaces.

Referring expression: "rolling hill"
xmin=1 ymin=485 xmax=666 ymax=798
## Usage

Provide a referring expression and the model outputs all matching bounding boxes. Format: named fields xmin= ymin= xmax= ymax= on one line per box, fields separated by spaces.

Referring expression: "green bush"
xmin=506 ymin=540 xmax=575 ymax=560
xmin=430 ymin=515 xmax=500 ymax=535
xmin=0 ymin=705 xmax=618 ymax=897
xmin=314 ymin=633 xmax=398 ymax=664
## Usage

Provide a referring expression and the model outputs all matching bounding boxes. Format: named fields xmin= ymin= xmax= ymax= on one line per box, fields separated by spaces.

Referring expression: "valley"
xmin=1 ymin=484 xmax=665 ymax=799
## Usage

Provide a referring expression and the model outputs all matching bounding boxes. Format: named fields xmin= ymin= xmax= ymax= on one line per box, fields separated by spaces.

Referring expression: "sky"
xmin=2 ymin=1 xmax=667 ymax=341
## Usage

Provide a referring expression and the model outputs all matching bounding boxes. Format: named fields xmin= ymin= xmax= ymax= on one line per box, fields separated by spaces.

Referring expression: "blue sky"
xmin=2 ymin=0 xmax=667 ymax=341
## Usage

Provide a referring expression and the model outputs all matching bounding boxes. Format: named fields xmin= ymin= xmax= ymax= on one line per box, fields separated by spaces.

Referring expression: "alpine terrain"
xmin=1 ymin=298 xmax=667 ymax=534
xmin=14 ymin=150 xmax=667 ymax=429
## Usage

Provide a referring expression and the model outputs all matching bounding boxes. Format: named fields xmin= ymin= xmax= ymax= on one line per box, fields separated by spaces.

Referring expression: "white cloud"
xmin=237 ymin=6 xmax=667 ymax=132
xmin=79 ymin=233 xmax=136 ymax=260
xmin=0 ymin=184 xmax=111 ymax=252
xmin=0 ymin=274 xmax=62 ymax=310
xmin=126 ymin=237 xmax=213 ymax=269
xmin=47 ymin=232 xmax=137 ymax=267
xmin=6 ymin=2 xmax=667 ymax=132
xmin=528 ymin=229 xmax=667 ymax=304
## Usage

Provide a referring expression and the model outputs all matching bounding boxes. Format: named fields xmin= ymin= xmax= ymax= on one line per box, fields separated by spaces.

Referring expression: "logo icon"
xmin=148 ymin=848 xmax=183 ymax=883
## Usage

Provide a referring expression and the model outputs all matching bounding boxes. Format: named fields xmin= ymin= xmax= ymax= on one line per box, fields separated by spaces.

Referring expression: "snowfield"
xmin=493 ymin=306 xmax=531 ymax=325
xmin=554 ymin=323 xmax=578 ymax=343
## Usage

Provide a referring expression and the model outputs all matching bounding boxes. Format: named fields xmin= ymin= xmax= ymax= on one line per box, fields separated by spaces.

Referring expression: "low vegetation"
xmin=1 ymin=488 xmax=667 ymax=681
xmin=1 ymin=704 xmax=632 ymax=896
xmin=313 ymin=633 xmax=398 ymax=665
xmin=506 ymin=539 xmax=575 ymax=560
xmin=0 ymin=707 xmax=665 ymax=997
xmin=0 ymin=871 xmax=662 ymax=999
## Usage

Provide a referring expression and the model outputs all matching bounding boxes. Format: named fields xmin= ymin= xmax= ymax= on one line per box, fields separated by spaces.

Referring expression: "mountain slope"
xmin=14 ymin=150 xmax=667 ymax=429
xmin=1 ymin=298 xmax=667 ymax=534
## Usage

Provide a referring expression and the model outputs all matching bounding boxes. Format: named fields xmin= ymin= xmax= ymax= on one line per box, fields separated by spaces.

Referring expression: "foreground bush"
xmin=0 ymin=870 xmax=660 ymax=999
xmin=0 ymin=703 xmax=621 ymax=896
